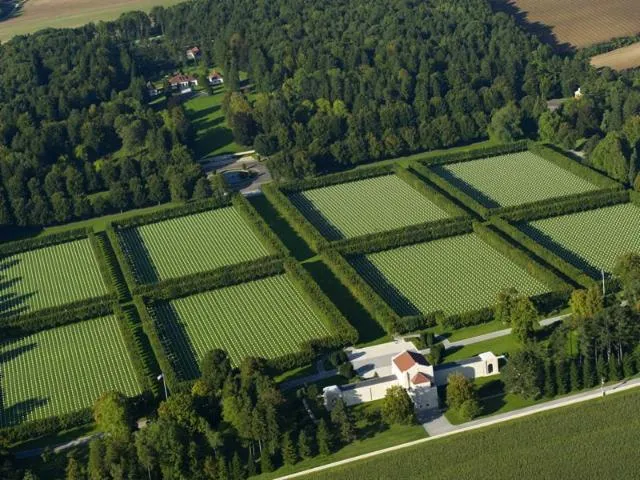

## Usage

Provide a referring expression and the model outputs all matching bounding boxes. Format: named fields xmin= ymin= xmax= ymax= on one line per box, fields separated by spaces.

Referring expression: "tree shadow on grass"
xmin=152 ymin=301 xmax=200 ymax=381
xmin=118 ymin=228 xmax=160 ymax=285
xmin=431 ymin=165 xmax=501 ymax=209
xmin=350 ymin=255 xmax=421 ymax=317
xmin=187 ymin=104 xmax=221 ymax=122
xmin=0 ymin=258 xmax=36 ymax=319
xmin=249 ymin=195 xmax=314 ymax=261
xmin=304 ymin=260 xmax=386 ymax=344
xmin=0 ymin=1 xmax=24 ymax=24
xmin=287 ymin=193 xmax=344 ymax=242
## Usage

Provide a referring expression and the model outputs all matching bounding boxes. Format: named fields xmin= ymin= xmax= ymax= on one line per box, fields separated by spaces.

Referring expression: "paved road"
xmin=200 ymin=151 xmax=272 ymax=195
xmin=278 ymin=377 xmax=640 ymax=479
xmin=16 ymin=432 xmax=104 ymax=459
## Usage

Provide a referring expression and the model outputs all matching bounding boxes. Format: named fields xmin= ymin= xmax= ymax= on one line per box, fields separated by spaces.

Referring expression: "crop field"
xmin=0 ymin=315 xmax=141 ymax=426
xmin=520 ymin=203 xmax=640 ymax=275
xmin=117 ymin=207 xmax=270 ymax=284
xmin=351 ymin=234 xmax=549 ymax=316
xmin=0 ymin=239 xmax=108 ymax=317
xmin=0 ymin=0 xmax=184 ymax=42
xmin=503 ymin=0 xmax=640 ymax=48
xmin=591 ymin=42 xmax=640 ymax=70
xmin=312 ymin=389 xmax=640 ymax=480
xmin=150 ymin=274 xmax=330 ymax=375
xmin=289 ymin=175 xmax=451 ymax=241
xmin=433 ymin=151 xmax=598 ymax=208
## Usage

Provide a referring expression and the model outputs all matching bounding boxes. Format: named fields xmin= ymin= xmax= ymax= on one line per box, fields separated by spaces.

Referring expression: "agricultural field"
xmin=150 ymin=274 xmax=330 ymax=375
xmin=433 ymin=151 xmax=598 ymax=208
xmin=351 ymin=234 xmax=549 ymax=316
xmin=0 ymin=0 xmax=184 ymax=42
xmin=504 ymin=0 xmax=640 ymax=48
xmin=117 ymin=207 xmax=270 ymax=284
xmin=311 ymin=389 xmax=640 ymax=480
xmin=289 ymin=175 xmax=451 ymax=241
xmin=0 ymin=315 xmax=141 ymax=426
xmin=520 ymin=203 xmax=640 ymax=275
xmin=591 ymin=42 xmax=640 ymax=70
xmin=0 ymin=239 xmax=108 ymax=317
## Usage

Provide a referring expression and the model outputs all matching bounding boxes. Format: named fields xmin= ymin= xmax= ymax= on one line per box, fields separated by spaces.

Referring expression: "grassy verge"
xmin=442 ymin=333 xmax=520 ymax=362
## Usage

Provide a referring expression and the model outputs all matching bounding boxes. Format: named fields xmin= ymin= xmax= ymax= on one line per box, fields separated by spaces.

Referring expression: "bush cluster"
xmin=0 ymin=409 xmax=93 ymax=446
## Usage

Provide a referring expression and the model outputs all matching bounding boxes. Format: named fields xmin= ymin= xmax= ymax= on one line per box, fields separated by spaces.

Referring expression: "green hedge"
xmin=411 ymin=163 xmax=490 ymax=218
xmin=529 ymin=144 xmax=622 ymax=189
xmin=497 ymin=188 xmax=630 ymax=222
xmin=135 ymin=296 xmax=183 ymax=392
xmin=0 ymin=227 xmax=91 ymax=257
xmin=395 ymin=312 xmax=442 ymax=334
xmin=333 ymin=217 xmax=473 ymax=256
xmin=0 ymin=408 xmax=93 ymax=446
xmin=420 ymin=141 xmax=529 ymax=167
xmin=0 ymin=296 xmax=115 ymax=334
xmin=279 ymin=164 xmax=396 ymax=193
xmin=92 ymin=232 xmax=131 ymax=302
xmin=472 ymin=221 xmax=571 ymax=293
xmin=439 ymin=307 xmax=494 ymax=330
xmin=321 ymin=250 xmax=400 ymax=333
xmin=231 ymin=193 xmax=289 ymax=256
xmin=114 ymin=304 xmax=158 ymax=396
xmin=489 ymin=216 xmax=595 ymax=288
xmin=262 ymin=183 xmax=329 ymax=251
xmin=395 ymin=167 xmax=470 ymax=217
xmin=111 ymin=197 xmax=230 ymax=229
xmin=106 ymin=225 xmax=138 ymax=292
xmin=139 ymin=256 xmax=285 ymax=300
xmin=284 ymin=259 xmax=358 ymax=345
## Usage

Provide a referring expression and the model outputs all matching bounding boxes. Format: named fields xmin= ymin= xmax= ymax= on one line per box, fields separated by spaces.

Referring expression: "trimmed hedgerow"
xmin=489 ymin=216 xmax=595 ymax=289
xmin=472 ymin=222 xmax=571 ymax=293
xmin=284 ymin=259 xmax=358 ymax=345
xmin=231 ymin=193 xmax=289 ymax=256
xmin=0 ymin=408 xmax=94 ymax=446
xmin=321 ymin=249 xmax=400 ymax=333
xmin=439 ymin=307 xmax=495 ymax=330
xmin=262 ymin=183 xmax=330 ymax=251
xmin=279 ymin=164 xmax=396 ymax=193
xmin=0 ymin=227 xmax=91 ymax=257
xmin=411 ymin=162 xmax=490 ymax=218
xmin=497 ymin=188 xmax=630 ymax=222
xmin=111 ymin=197 xmax=230 ymax=230
xmin=333 ymin=217 xmax=473 ymax=256
xmin=395 ymin=167 xmax=470 ymax=218
xmin=420 ymin=141 xmax=529 ymax=167
xmin=529 ymin=143 xmax=623 ymax=189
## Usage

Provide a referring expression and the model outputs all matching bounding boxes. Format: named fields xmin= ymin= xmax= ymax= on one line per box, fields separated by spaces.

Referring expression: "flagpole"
xmin=157 ymin=373 xmax=168 ymax=400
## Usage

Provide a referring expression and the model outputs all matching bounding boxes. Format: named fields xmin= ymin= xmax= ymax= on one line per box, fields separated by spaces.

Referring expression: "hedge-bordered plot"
xmin=0 ymin=315 xmax=141 ymax=427
xmin=520 ymin=203 xmax=640 ymax=275
xmin=433 ymin=151 xmax=599 ymax=208
xmin=150 ymin=274 xmax=330 ymax=375
xmin=351 ymin=234 xmax=549 ymax=316
xmin=117 ymin=207 xmax=270 ymax=284
xmin=289 ymin=175 xmax=451 ymax=240
xmin=0 ymin=239 xmax=108 ymax=316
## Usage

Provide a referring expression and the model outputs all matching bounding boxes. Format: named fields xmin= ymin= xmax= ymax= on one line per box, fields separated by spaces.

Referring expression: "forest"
xmin=0 ymin=0 xmax=639 ymax=227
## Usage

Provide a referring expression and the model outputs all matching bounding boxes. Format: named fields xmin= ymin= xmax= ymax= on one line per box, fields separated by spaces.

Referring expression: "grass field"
xmin=289 ymin=175 xmax=451 ymax=241
xmin=504 ymin=0 xmax=640 ymax=48
xmin=117 ymin=207 xmax=269 ymax=284
xmin=150 ymin=274 xmax=330 ymax=375
xmin=351 ymin=234 xmax=549 ymax=316
xmin=433 ymin=151 xmax=598 ymax=208
xmin=184 ymin=90 xmax=254 ymax=159
xmin=520 ymin=203 xmax=640 ymax=276
xmin=0 ymin=239 xmax=108 ymax=316
xmin=0 ymin=0 xmax=184 ymax=41
xmin=0 ymin=315 xmax=141 ymax=426
xmin=311 ymin=388 xmax=640 ymax=479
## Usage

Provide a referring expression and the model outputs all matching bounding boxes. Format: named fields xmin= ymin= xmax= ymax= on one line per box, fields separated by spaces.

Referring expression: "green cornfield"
xmin=0 ymin=315 xmax=142 ymax=426
xmin=310 ymin=389 xmax=640 ymax=480
xmin=289 ymin=175 xmax=451 ymax=240
xmin=150 ymin=274 xmax=331 ymax=375
xmin=0 ymin=239 xmax=108 ymax=316
xmin=352 ymin=234 xmax=549 ymax=316
xmin=117 ymin=207 xmax=270 ymax=283
xmin=434 ymin=151 xmax=598 ymax=208
xmin=521 ymin=203 xmax=640 ymax=274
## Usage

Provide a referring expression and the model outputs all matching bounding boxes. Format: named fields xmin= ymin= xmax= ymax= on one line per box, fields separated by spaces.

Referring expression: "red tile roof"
xmin=393 ymin=351 xmax=429 ymax=372
xmin=411 ymin=372 xmax=431 ymax=385
xmin=169 ymin=74 xmax=196 ymax=84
